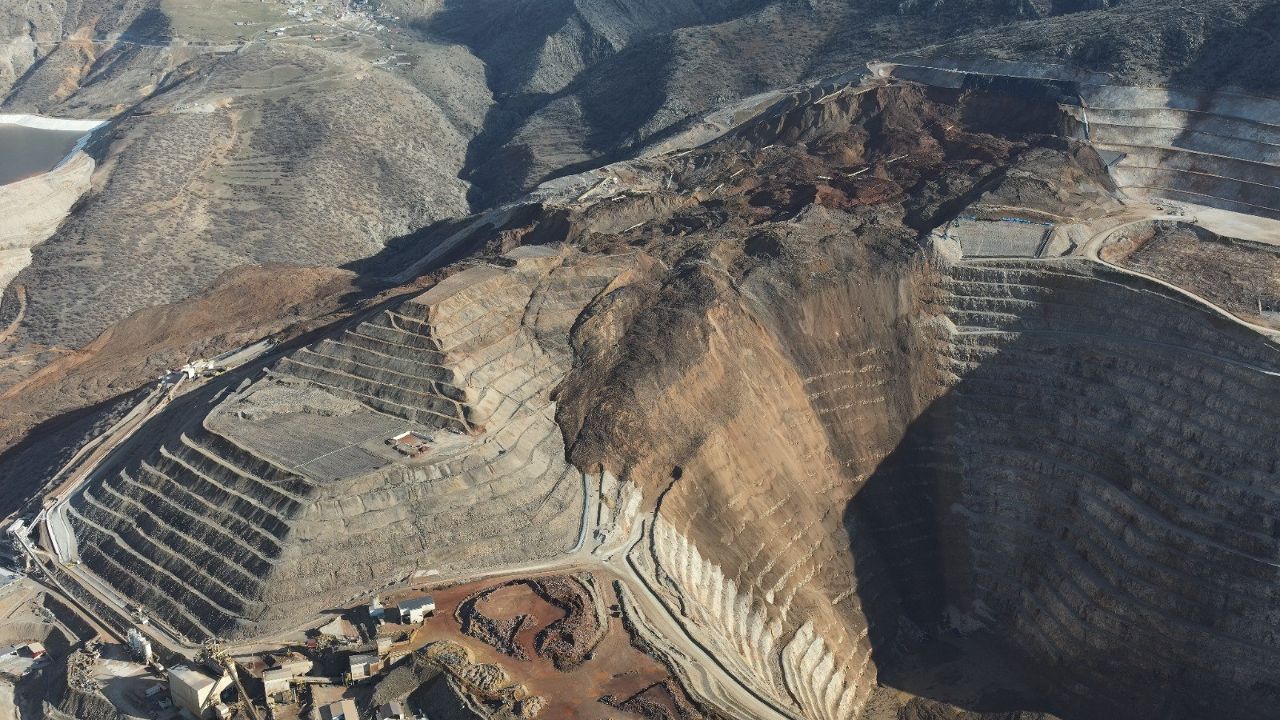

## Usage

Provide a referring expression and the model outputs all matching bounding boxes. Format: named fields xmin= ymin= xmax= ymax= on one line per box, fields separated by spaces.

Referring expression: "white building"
xmin=262 ymin=668 xmax=294 ymax=698
xmin=348 ymin=653 xmax=379 ymax=680
xmin=168 ymin=665 xmax=231 ymax=719
xmin=396 ymin=596 xmax=435 ymax=624
xmin=264 ymin=655 xmax=313 ymax=699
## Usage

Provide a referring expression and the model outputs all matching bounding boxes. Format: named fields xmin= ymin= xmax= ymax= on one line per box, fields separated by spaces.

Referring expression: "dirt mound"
xmin=601 ymin=679 xmax=705 ymax=720
xmin=457 ymin=587 xmax=537 ymax=661
xmin=528 ymin=575 xmax=606 ymax=671
xmin=417 ymin=642 xmax=543 ymax=718
xmin=455 ymin=574 xmax=605 ymax=670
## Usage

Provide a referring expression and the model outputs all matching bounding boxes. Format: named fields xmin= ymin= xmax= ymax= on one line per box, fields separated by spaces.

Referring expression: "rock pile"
xmin=529 ymin=574 xmax=606 ymax=671
xmin=417 ymin=642 xmax=544 ymax=718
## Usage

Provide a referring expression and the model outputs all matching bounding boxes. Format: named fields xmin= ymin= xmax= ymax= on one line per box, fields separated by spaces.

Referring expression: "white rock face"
xmin=0 ymin=114 xmax=105 ymax=132
xmin=651 ymin=518 xmax=876 ymax=720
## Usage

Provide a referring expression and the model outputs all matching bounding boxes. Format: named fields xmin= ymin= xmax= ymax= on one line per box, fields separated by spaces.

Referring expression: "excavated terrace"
xmin=66 ymin=246 xmax=630 ymax=641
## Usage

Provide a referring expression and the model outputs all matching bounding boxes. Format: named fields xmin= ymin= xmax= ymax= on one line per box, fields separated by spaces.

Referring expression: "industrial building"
xmin=318 ymin=698 xmax=359 ymax=720
xmin=348 ymin=653 xmax=379 ymax=680
xmin=395 ymin=596 xmax=434 ymax=624
xmin=262 ymin=667 xmax=295 ymax=698
xmin=168 ymin=664 xmax=232 ymax=719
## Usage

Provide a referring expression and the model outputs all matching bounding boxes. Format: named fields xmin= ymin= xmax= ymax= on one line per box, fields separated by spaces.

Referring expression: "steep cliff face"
xmin=559 ymin=235 xmax=947 ymax=719
xmin=550 ymin=80 xmax=1280 ymax=720
xmin=546 ymin=83 xmax=1034 ymax=718
xmin=929 ymin=260 xmax=1280 ymax=718
xmin=561 ymin=252 xmax=1280 ymax=719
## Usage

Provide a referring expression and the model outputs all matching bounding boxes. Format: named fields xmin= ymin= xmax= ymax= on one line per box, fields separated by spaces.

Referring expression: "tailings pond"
xmin=0 ymin=124 xmax=88 ymax=185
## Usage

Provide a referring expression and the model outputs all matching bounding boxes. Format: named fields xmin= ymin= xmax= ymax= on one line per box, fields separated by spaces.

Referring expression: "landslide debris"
xmin=456 ymin=573 xmax=605 ymax=670
xmin=535 ymin=79 xmax=1277 ymax=720
xmin=2 ymin=0 xmax=1264 ymax=359
xmin=2 ymin=0 xmax=1272 ymax=517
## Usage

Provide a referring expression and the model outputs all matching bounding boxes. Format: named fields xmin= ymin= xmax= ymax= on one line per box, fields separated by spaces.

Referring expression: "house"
xmin=319 ymin=698 xmax=359 ymax=720
xmin=263 ymin=652 xmax=312 ymax=700
xmin=19 ymin=643 xmax=45 ymax=659
xmin=262 ymin=668 xmax=294 ymax=697
xmin=396 ymin=596 xmax=435 ymax=624
xmin=348 ymin=653 xmax=379 ymax=680
xmin=387 ymin=431 xmax=430 ymax=458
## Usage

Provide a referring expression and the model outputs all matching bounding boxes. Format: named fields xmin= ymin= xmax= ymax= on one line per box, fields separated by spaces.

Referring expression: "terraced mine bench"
xmin=66 ymin=247 xmax=630 ymax=641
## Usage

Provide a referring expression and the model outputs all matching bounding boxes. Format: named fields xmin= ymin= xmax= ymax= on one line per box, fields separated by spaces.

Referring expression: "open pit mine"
xmin=6 ymin=58 xmax=1280 ymax=720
